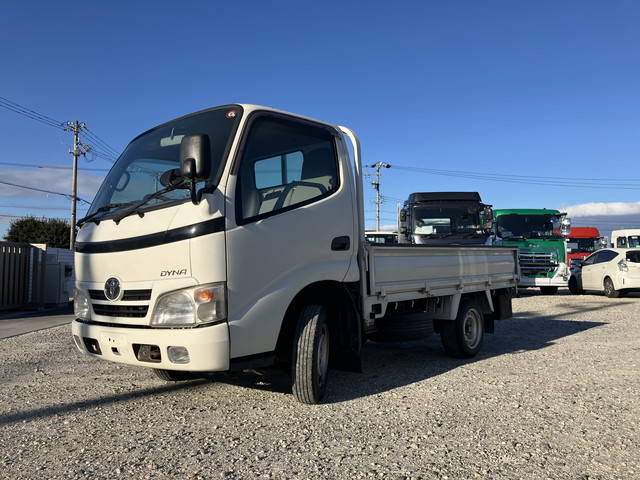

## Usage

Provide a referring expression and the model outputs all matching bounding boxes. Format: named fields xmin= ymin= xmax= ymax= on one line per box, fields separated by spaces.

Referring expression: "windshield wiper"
xmin=112 ymin=181 xmax=184 ymax=224
xmin=77 ymin=203 xmax=133 ymax=227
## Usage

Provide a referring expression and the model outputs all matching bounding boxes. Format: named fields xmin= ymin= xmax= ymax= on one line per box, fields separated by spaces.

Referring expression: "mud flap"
xmin=492 ymin=288 xmax=514 ymax=320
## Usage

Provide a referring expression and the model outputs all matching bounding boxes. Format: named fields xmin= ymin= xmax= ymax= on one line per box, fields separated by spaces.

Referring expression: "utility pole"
xmin=66 ymin=121 xmax=89 ymax=250
xmin=366 ymin=162 xmax=391 ymax=231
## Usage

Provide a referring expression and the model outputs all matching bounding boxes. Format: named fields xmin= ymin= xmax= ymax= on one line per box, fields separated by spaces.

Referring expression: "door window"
xmin=237 ymin=116 xmax=339 ymax=223
xmin=595 ymin=250 xmax=618 ymax=263
xmin=582 ymin=253 xmax=599 ymax=266
xmin=616 ymin=237 xmax=628 ymax=248
xmin=626 ymin=251 xmax=640 ymax=263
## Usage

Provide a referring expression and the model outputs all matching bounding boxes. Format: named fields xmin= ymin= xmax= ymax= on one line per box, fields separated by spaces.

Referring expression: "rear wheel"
xmin=291 ymin=305 xmax=330 ymax=404
xmin=604 ymin=277 xmax=620 ymax=298
xmin=440 ymin=299 xmax=484 ymax=358
xmin=568 ymin=277 xmax=584 ymax=295
xmin=153 ymin=369 xmax=194 ymax=381
xmin=540 ymin=286 xmax=559 ymax=295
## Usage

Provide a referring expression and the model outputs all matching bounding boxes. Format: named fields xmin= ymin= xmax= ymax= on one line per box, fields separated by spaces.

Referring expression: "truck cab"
xmin=611 ymin=229 xmax=640 ymax=249
xmin=397 ymin=192 xmax=493 ymax=246
xmin=566 ymin=227 xmax=604 ymax=264
xmin=493 ymin=208 xmax=570 ymax=295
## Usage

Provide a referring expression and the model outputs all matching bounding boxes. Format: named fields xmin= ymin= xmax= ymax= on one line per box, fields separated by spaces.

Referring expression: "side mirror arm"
xmin=182 ymin=158 xmax=200 ymax=205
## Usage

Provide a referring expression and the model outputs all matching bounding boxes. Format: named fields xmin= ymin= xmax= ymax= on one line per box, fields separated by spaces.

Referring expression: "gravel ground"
xmin=1 ymin=291 xmax=639 ymax=480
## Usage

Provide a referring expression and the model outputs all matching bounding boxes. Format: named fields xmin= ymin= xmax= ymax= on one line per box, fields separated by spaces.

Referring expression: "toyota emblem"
xmin=104 ymin=277 xmax=121 ymax=301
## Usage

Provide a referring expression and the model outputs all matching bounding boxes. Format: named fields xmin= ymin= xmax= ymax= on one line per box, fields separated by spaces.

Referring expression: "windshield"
xmin=412 ymin=206 xmax=481 ymax=237
xmin=628 ymin=236 xmax=640 ymax=248
xmin=497 ymin=213 xmax=562 ymax=239
xmin=88 ymin=106 xmax=241 ymax=219
xmin=567 ymin=237 xmax=597 ymax=253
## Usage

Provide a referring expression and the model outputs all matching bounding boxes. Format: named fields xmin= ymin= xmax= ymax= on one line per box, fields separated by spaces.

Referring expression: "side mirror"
xmin=399 ymin=209 xmax=407 ymax=222
xmin=560 ymin=216 xmax=571 ymax=236
xmin=180 ymin=134 xmax=211 ymax=182
xmin=482 ymin=206 xmax=494 ymax=230
xmin=179 ymin=134 xmax=211 ymax=204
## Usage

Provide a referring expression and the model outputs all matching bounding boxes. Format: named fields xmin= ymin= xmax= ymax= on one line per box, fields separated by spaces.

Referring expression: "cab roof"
xmin=493 ymin=208 xmax=562 ymax=216
xmin=568 ymin=227 xmax=600 ymax=238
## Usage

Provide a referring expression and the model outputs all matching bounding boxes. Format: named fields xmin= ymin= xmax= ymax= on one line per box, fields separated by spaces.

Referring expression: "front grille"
xmin=519 ymin=252 xmax=557 ymax=276
xmin=92 ymin=304 xmax=149 ymax=318
xmin=88 ymin=290 xmax=107 ymax=301
xmin=89 ymin=289 xmax=152 ymax=301
xmin=122 ymin=289 xmax=152 ymax=301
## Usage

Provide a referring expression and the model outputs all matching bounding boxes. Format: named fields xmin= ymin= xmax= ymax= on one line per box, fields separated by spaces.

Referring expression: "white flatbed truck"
xmin=72 ymin=104 xmax=518 ymax=403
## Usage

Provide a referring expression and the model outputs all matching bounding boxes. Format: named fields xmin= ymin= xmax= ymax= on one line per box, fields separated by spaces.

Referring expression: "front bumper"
xmin=518 ymin=275 xmax=568 ymax=287
xmin=71 ymin=319 xmax=230 ymax=371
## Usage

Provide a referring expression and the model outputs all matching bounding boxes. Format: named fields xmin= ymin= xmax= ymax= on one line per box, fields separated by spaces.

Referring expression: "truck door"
xmin=224 ymin=113 xmax=356 ymax=359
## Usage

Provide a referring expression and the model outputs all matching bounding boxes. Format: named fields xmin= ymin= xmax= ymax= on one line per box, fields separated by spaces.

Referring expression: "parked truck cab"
xmin=398 ymin=192 xmax=493 ymax=246
xmin=611 ymin=229 xmax=640 ymax=249
xmin=72 ymin=104 xmax=517 ymax=404
xmin=493 ymin=208 xmax=570 ymax=295
xmin=566 ymin=227 xmax=604 ymax=264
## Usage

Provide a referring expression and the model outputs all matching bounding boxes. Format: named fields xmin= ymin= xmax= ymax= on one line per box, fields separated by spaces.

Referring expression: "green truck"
xmin=493 ymin=208 xmax=571 ymax=294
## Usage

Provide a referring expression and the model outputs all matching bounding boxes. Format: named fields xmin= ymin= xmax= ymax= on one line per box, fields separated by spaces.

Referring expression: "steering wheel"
xmin=273 ymin=181 xmax=328 ymax=210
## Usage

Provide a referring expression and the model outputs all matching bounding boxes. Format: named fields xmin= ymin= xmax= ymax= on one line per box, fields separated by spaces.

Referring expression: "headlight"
xmin=150 ymin=283 xmax=226 ymax=327
xmin=74 ymin=288 xmax=90 ymax=320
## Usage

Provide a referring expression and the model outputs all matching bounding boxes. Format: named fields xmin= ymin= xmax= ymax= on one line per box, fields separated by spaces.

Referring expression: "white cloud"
xmin=0 ymin=168 xmax=103 ymax=200
xmin=379 ymin=224 xmax=397 ymax=232
xmin=561 ymin=201 xmax=640 ymax=217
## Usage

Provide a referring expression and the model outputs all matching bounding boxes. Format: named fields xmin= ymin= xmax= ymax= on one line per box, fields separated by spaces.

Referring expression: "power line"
xmin=0 ymin=179 xmax=91 ymax=204
xmin=0 ymin=204 xmax=88 ymax=211
xmin=0 ymin=213 xmax=78 ymax=221
xmin=82 ymin=127 xmax=120 ymax=157
xmin=0 ymin=96 xmax=65 ymax=130
xmin=391 ymin=165 xmax=640 ymax=190
xmin=0 ymin=161 xmax=108 ymax=172
xmin=393 ymin=164 xmax=640 ymax=183
xmin=84 ymin=147 xmax=118 ymax=163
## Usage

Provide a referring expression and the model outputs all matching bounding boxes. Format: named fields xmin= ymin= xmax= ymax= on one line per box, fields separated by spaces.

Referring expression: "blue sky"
xmin=1 ymin=1 xmax=640 ymax=238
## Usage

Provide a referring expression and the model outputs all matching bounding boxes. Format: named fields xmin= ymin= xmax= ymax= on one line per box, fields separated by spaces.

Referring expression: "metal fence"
xmin=0 ymin=242 xmax=47 ymax=311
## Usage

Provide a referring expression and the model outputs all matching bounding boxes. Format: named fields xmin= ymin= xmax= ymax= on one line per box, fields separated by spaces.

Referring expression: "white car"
xmin=569 ymin=248 xmax=640 ymax=297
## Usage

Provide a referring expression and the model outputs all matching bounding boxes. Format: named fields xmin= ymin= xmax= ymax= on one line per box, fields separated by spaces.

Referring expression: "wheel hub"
xmin=462 ymin=309 xmax=481 ymax=349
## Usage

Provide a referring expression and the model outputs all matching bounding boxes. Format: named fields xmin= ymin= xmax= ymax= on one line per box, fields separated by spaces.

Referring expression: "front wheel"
xmin=568 ymin=277 xmax=584 ymax=295
xmin=440 ymin=299 xmax=484 ymax=358
xmin=291 ymin=305 xmax=330 ymax=404
xmin=604 ymin=277 xmax=620 ymax=298
xmin=153 ymin=369 xmax=194 ymax=381
xmin=540 ymin=286 xmax=559 ymax=295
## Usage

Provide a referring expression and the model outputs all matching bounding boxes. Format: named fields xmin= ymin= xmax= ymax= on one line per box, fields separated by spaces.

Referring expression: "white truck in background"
xmin=611 ymin=229 xmax=640 ymax=249
xmin=72 ymin=104 xmax=518 ymax=404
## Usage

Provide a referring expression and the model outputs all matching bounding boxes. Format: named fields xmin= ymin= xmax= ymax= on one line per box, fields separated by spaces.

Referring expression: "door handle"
xmin=331 ymin=236 xmax=350 ymax=251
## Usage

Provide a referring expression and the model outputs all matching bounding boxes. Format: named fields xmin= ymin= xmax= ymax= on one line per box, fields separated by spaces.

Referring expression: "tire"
xmin=568 ymin=277 xmax=584 ymax=295
xmin=370 ymin=313 xmax=434 ymax=342
xmin=440 ymin=299 xmax=484 ymax=358
xmin=539 ymin=286 xmax=559 ymax=295
xmin=153 ymin=369 xmax=194 ymax=381
xmin=604 ymin=277 xmax=620 ymax=298
xmin=291 ymin=305 xmax=330 ymax=404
